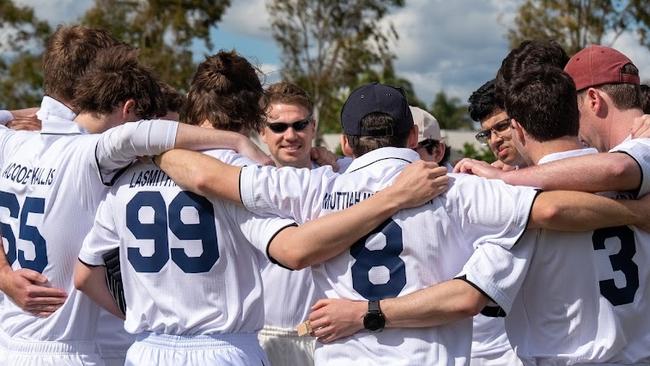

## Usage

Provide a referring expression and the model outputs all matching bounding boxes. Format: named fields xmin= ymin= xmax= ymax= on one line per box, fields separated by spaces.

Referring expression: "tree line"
xmin=1 ymin=0 xmax=649 ymax=136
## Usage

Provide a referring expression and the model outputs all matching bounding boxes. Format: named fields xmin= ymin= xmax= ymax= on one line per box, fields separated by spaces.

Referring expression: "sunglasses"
xmin=475 ymin=118 xmax=512 ymax=145
xmin=266 ymin=117 xmax=312 ymax=134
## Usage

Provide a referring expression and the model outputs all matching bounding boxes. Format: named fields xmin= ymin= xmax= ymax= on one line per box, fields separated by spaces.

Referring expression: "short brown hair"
xmin=43 ymin=25 xmax=123 ymax=103
xmin=158 ymin=81 xmax=186 ymax=117
xmin=181 ymin=50 xmax=264 ymax=134
xmin=72 ymin=45 xmax=164 ymax=119
xmin=346 ymin=112 xmax=410 ymax=157
xmin=263 ymin=81 xmax=313 ymax=115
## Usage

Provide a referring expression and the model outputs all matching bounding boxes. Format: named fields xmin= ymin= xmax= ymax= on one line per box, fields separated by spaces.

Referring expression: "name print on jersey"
xmin=129 ymin=168 xmax=177 ymax=188
xmin=1 ymin=163 xmax=55 ymax=186
xmin=321 ymin=191 xmax=374 ymax=210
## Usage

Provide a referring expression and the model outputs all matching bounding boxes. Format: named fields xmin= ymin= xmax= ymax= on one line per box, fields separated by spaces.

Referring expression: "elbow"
xmin=457 ymin=298 xmax=484 ymax=318
xmin=193 ymin=170 xmax=217 ymax=196
xmin=533 ymin=201 xmax=562 ymax=229
xmin=278 ymin=253 xmax=311 ymax=270
xmin=73 ymin=273 xmax=88 ymax=293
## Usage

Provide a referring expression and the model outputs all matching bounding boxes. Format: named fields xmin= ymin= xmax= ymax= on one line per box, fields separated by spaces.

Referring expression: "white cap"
xmin=409 ymin=106 xmax=442 ymax=142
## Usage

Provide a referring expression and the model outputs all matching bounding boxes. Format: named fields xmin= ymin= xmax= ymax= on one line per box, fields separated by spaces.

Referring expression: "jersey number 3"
xmin=350 ymin=218 xmax=406 ymax=300
xmin=593 ymin=226 xmax=638 ymax=306
xmin=126 ymin=191 xmax=219 ymax=273
xmin=0 ymin=191 xmax=47 ymax=273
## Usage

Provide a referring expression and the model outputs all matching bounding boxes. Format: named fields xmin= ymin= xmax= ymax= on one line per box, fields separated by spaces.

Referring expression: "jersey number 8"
xmin=126 ymin=191 xmax=219 ymax=273
xmin=350 ymin=218 xmax=406 ymax=300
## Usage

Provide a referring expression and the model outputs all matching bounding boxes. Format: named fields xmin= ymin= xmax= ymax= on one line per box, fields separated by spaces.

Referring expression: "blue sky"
xmin=15 ymin=0 xmax=650 ymax=106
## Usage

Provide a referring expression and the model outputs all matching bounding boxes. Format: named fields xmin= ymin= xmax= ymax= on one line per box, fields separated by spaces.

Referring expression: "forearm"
xmin=501 ymin=153 xmax=640 ymax=192
xmin=530 ymin=191 xmax=644 ymax=231
xmin=382 ymin=279 xmax=487 ymax=328
xmin=74 ymin=261 xmax=125 ymax=320
xmin=174 ymin=124 xmax=247 ymax=151
xmin=0 ymin=246 xmax=13 ymax=291
xmin=271 ymin=189 xmax=404 ymax=269
xmin=155 ymin=149 xmax=242 ymax=203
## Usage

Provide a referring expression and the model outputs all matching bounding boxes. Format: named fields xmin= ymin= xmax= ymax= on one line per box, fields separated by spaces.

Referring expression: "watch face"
xmin=363 ymin=313 xmax=385 ymax=331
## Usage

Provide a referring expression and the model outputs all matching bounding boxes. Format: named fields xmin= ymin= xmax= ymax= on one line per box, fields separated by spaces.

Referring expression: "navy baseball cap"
xmin=341 ymin=82 xmax=414 ymax=136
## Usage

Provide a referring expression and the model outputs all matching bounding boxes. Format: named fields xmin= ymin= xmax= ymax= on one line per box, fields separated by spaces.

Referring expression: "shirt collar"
xmin=346 ymin=147 xmax=420 ymax=173
xmin=538 ymin=147 xmax=598 ymax=164
xmin=37 ymin=96 xmax=87 ymax=135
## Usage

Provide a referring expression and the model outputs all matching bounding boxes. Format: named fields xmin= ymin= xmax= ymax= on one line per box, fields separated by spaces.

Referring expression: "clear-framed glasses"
xmin=475 ymin=118 xmax=512 ymax=145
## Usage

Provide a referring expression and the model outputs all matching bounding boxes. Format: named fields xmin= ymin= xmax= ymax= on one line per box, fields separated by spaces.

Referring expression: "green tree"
xmin=268 ymin=0 xmax=406 ymax=136
xmin=430 ymin=91 xmax=473 ymax=130
xmin=508 ymin=0 xmax=650 ymax=55
xmin=80 ymin=0 xmax=230 ymax=90
xmin=0 ymin=0 xmax=51 ymax=108
xmin=460 ymin=142 xmax=496 ymax=163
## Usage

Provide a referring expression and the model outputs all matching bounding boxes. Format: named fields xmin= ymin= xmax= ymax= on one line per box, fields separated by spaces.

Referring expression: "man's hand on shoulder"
xmin=7 ymin=108 xmax=41 ymax=131
xmin=454 ymin=158 xmax=504 ymax=179
xmin=310 ymin=146 xmax=339 ymax=172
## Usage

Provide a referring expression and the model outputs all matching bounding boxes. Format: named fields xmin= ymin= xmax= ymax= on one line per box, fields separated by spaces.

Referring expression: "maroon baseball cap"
xmin=564 ymin=45 xmax=640 ymax=91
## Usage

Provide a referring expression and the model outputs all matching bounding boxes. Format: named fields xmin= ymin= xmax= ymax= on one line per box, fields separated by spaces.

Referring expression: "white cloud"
xmin=383 ymin=0 xmax=518 ymax=104
xmin=220 ymin=0 xmax=272 ymax=40
xmin=14 ymin=0 xmax=93 ymax=25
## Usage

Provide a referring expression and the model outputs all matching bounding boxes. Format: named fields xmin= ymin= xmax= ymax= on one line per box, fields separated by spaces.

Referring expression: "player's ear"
xmin=122 ymin=99 xmax=136 ymax=121
xmin=511 ymin=119 xmax=526 ymax=144
xmin=341 ymin=135 xmax=354 ymax=157
xmin=584 ymin=88 xmax=603 ymax=115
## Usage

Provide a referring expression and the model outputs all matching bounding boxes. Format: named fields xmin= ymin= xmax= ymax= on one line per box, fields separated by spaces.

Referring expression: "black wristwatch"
xmin=363 ymin=300 xmax=385 ymax=332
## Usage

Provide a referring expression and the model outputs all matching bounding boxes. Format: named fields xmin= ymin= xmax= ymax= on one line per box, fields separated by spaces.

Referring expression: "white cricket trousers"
xmin=126 ymin=332 xmax=270 ymax=366
xmin=0 ymin=329 xmax=103 ymax=366
xmin=258 ymin=326 xmax=315 ymax=366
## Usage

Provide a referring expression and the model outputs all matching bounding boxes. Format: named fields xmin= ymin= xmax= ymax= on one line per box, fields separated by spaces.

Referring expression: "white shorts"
xmin=126 ymin=332 xmax=269 ymax=366
xmin=96 ymin=309 xmax=133 ymax=366
xmin=258 ymin=326 xmax=315 ymax=366
xmin=470 ymin=347 xmax=522 ymax=366
xmin=0 ymin=331 xmax=103 ymax=366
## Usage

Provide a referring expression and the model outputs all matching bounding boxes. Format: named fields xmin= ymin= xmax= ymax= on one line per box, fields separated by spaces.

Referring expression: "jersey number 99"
xmin=126 ymin=191 xmax=219 ymax=273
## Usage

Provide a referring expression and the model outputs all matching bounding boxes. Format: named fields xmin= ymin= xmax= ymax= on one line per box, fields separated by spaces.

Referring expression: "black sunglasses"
xmin=267 ymin=117 xmax=312 ymax=133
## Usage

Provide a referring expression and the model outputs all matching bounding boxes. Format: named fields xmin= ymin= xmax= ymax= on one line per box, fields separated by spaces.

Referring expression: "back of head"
xmin=468 ymin=79 xmax=503 ymax=122
xmin=264 ymin=81 xmax=313 ymax=116
xmin=158 ymin=81 xmax=186 ymax=118
xmin=505 ymin=66 xmax=579 ymax=141
xmin=72 ymin=45 xmax=164 ymax=119
xmin=43 ymin=25 xmax=123 ymax=104
xmin=641 ymin=84 xmax=650 ymax=114
xmin=496 ymin=40 xmax=569 ymax=101
xmin=564 ymin=45 xmax=641 ymax=111
xmin=341 ymin=83 xmax=413 ymax=157
xmin=181 ymin=50 xmax=264 ymax=134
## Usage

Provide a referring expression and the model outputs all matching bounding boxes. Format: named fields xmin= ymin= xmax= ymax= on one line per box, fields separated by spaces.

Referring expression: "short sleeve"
xmin=239 ymin=165 xmax=336 ymax=223
xmin=78 ymin=195 xmax=120 ymax=266
xmin=611 ymin=138 xmax=650 ymax=197
xmin=446 ymin=174 xmax=539 ymax=250
xmin=233 ymin=206 xmax=296 ymax=259
xmin=457 ymin=230 xmax=538 ymax=313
